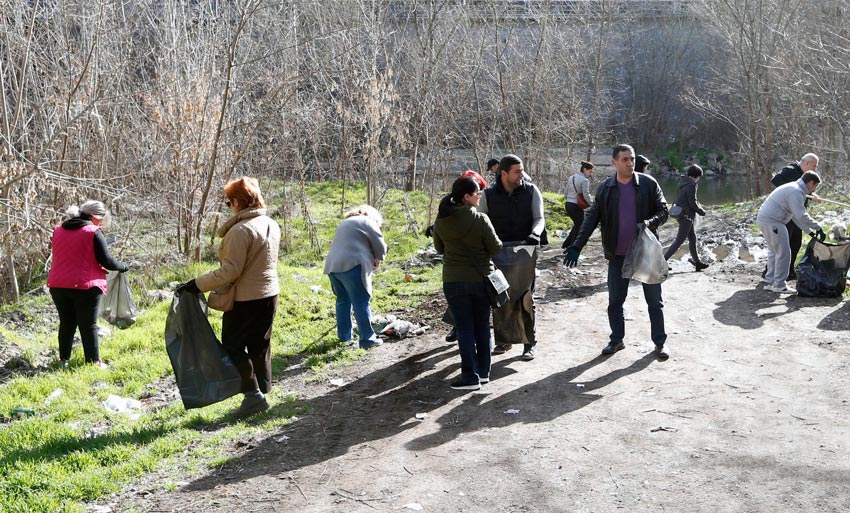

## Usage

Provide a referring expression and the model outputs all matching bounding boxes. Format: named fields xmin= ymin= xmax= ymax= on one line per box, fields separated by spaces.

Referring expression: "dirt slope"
xmin=116 ymin=213 xmax=850 ymax=513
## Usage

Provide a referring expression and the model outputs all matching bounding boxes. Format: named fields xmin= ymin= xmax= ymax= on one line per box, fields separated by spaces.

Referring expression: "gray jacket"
xmin=756 ymin=179 xmax=820 ymax=232
xmin=324 ymin=215 xmax=388 ymax=294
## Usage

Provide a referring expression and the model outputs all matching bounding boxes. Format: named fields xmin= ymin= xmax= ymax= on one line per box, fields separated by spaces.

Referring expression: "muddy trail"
xmin=115 ymin=210 xmax=850 ymax=513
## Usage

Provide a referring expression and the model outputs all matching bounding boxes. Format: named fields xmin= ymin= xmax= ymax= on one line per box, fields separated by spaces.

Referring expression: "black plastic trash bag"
xmin=164 ymin=292 xmax=242 ymax=409
xmin=622 ymin=225 xmax=669 ymax=284
xmin=796 ymin=238 xmax=850 ymax=298
xmin=101 ymin=271 xmax=138 ymax=328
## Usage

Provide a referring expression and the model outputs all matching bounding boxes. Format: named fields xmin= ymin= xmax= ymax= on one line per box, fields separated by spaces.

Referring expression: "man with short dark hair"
xmin=478 ymin=154 xmax=544 ymax=361
xmin=757 ymin=170 xmax=825 ymax=294
xmin=565 ymin=144 xmax=670 ymax=360
xmin=770 ymin=153 xmax=819 ymax=280
xmin=486 ymin=158 xmax=500 ymax=177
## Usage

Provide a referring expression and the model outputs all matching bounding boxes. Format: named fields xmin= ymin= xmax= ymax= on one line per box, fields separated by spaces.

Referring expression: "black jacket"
xmin=569 ymin=172 xmax=668 ymax=260
xmin=674 ymin=178 xmax=706 ymax=221
xmin=771 ymin=162 xmax=803 ymax=188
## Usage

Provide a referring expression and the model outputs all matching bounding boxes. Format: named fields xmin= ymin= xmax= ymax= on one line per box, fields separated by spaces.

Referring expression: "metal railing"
xmin=387 ymin=0 xmax=699 ymax=21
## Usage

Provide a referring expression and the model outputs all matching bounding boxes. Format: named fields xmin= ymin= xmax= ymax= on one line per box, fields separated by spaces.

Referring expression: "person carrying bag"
xmin=433 ymin=175 xmax=503 ymax=391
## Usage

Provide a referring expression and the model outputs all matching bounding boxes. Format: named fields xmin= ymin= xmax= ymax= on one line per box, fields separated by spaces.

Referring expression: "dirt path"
xmin=117 ymin=216 xmax=850 ymax=513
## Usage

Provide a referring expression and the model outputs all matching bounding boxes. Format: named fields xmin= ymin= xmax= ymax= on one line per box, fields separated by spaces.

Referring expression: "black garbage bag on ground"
xmin=796 ymin=238 xmax=850 ymax=298
xmin=101 ymin=271 xmax=138 ymax=328
xmin=164 ymin=292 xmax=242 ymax=409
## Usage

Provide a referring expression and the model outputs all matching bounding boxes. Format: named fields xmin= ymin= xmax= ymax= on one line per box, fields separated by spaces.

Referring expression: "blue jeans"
xmin=608 ymin=256 xmax=667 ymax=347
xmin=444 ymin=280 xmax=492 ymax=384
xmin=328 ymin=265 xmax=378 ymax=347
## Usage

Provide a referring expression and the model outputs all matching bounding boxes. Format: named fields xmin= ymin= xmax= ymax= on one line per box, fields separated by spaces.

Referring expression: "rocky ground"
xmin=102 ymin=209 xmax=850 ymax=513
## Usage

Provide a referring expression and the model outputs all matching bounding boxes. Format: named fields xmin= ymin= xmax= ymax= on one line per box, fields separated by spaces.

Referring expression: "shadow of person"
xmin=405 ymin=352 xmax=657 ymax=452
xmin=181 ymin=343 xmax=463 ymax=492
xmin=816 ymin=300 xmax=850 ymax=331
xmin=713 ymin=287 xmax=841 ymax=329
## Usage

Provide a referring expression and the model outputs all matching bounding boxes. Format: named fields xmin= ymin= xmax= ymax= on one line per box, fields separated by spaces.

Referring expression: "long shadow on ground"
xmin=179 ymin=349 xmax=656 ymax=493
xmin=713 ymin=288 xmax=842 ymax=329
xmin=406 ymin=352 xmax=656 ymax=451
xmin=182 ymin=344 xmax=460 ymax=492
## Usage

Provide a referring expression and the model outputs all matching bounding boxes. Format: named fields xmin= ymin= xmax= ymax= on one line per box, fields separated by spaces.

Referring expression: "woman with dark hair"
xmin=433 ymin=176 xmax=502 ymax=391
xmin=562 ymin=160 xmax=594 ymax=249
xmin=48 ymin=200 xmax=129 ymax=370
xmin=664 ymin=164 xmax=709 ymax=271
xmin=177 ymin=177 xmax=281 ymax=417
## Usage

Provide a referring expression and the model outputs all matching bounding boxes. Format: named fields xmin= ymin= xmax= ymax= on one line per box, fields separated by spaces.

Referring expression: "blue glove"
xmin=175 ymin=279 xmax=200 ymax=295
xmin=563 ymin=248 xmax=580 ymax=267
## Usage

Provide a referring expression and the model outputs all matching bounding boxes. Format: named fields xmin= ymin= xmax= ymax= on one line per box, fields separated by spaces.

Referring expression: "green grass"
xmin=0 ymin=180 xmax=568 ymax=512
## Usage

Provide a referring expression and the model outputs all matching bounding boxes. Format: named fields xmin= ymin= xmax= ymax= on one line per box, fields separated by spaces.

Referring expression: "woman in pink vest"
xmin=47 ymin=201 xmax=128 ymax=370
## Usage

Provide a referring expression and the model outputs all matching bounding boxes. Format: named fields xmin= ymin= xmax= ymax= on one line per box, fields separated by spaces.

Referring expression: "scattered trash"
xmin=89 ymin=505 xmax=113 ymax=513
xmin=44 ymin=388 xmax=64 ymax=406
xmin=274 ymin=435 xmax=290 ymax=443
xmin=402 ymin=504 xmax=424 ymax=511
xmin=503 ymin=409 xmax=520 ymax=415
xmin=102 ymin=394 xmax=142 ymax=414
xmin=373 ymin=314 xmax=428 ymax=339
xmin=408 ymin=247 xmax=442 ymax=266
xmin=415 ymin=412 xmax=428 ymax=420
xmin=403 ymin=273 xmax=418 ymax=282
xmin=650 ymin=426 xmax=678 ymax=432
xmin=329 ymin=378 xmax=346 ymax=387
xmin=309 ymin=285 xmax=327 ymax=294
xmin=10 ymin=407 xmax=35 ymax=418
xmin=575 ymin=384 xmax=585 ymax=388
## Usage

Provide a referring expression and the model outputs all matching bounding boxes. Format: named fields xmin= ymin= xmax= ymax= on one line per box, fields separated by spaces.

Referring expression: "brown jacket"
xmin=196 ymin=208 xmax=280 ymax=301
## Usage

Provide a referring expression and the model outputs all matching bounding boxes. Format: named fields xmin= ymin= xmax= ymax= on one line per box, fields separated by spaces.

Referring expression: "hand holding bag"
xmin=622 ymin=225 xmax=669 ymax=284
xmin=573 ymin=175 xmax=590 ymax=210
xmin=484 ymin=269 xmax=510 ymax=308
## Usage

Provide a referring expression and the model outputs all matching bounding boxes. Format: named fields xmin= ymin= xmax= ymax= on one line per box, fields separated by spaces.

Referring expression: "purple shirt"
xmin=615 ymin=179 xmax=638 ymax=256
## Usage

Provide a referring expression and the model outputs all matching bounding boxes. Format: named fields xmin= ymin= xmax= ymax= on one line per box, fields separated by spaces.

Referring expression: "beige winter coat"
xmin=195 ymin=208 xmax=280 ymax=301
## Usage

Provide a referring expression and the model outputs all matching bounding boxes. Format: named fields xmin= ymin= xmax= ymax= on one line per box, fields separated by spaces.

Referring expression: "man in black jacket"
xmin=564 ymin=144 xmax=670 ymax=361
xmin=770 ymin=153 xmax=819 ymax=280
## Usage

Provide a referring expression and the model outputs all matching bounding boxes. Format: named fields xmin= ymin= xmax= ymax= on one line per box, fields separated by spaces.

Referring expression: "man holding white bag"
xmin=564 ymin=144 xmax=671 ymax=361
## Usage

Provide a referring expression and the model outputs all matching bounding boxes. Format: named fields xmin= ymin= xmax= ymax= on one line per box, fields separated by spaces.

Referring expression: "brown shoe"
xmin=232 ymin=394 xmax=270 ymax=418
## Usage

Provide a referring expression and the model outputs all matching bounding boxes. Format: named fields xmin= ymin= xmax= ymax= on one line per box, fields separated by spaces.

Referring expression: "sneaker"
xmin=359 ymin=339 xmax=383 ymax=350
xmin=654 ymin=345 xmax=670 ymax=362
xmin=449 ymin=379 xmax=481 ymax=391
xmin=479 ymin=376 xmax=490 ymax=384
xmin=445 ymin=327 xmax=457 ymax=342
xmin=766 ymin=285 xmax=795 ymax=294
xmin=58 ymin=359 xmax=70 ymax=371
xmin=232 ymin=393 xmax=270 ymax=418
xmin=492 ymin=344 xmax=512 ymax=355
xmin=521 ymin=345 xmax=536 ymax=361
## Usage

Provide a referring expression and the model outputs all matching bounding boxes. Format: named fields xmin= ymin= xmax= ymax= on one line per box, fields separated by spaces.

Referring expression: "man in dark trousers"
xmin=564 ymin=144 xmax=670 ymax=361
xmin=769 ymin=153 xmax=819 ymax=280
xmin=478 ymin=154 xmax=545 ymax=361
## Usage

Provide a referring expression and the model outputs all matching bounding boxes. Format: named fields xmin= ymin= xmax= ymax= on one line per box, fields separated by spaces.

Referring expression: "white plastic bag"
xmin=622 ymin=226 xmax=669 ymax=284
xmin=101 ymin=271 xmax=138 ymax=328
